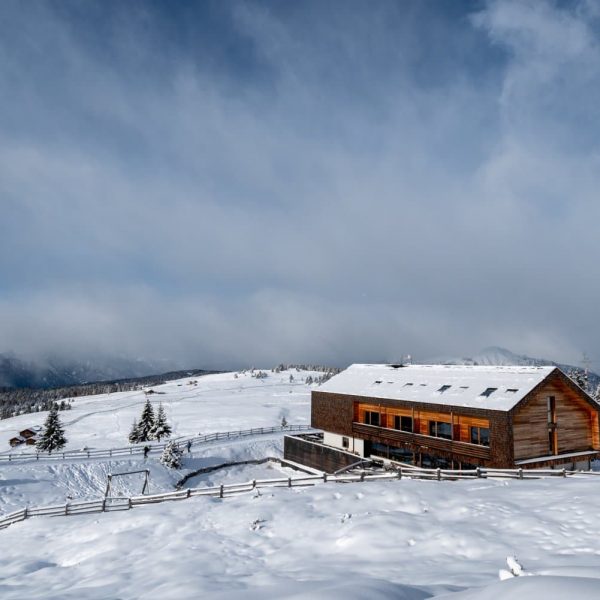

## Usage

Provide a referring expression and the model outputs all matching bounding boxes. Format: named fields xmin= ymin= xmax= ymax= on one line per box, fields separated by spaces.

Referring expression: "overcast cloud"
xmin=0 ymin=0 xmax=599 ymax=369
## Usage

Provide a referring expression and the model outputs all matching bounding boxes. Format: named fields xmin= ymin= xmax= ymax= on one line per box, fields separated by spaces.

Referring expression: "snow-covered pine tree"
xmin=36 ymin=405 xmax=67 ymax=454
xmin=569 ymin=369 xmax=590 ymax=394
xmin=137 ymin=398 xmax=156 ymax=442
xmin=160 ymin=441 xmax=183 ymax=469
xmin=128 ymin=418 xmax=141 ymax=444
xmin=151 ymin=403 xmax=172 ymax=441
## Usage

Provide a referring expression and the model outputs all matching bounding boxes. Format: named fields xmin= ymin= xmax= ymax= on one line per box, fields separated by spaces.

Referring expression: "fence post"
xmin=288 ymin=477 xmax=292 ymax=488
xmin=252 ymin=480 xmax=256 ymax=489
xmin=65 ymin=503 xmax=69 ymax=516
xmin=129 ymin=498 xmax=132 ymax=509
xmin=323 ymin=473 xmax=327 ymax=482
xmin=397 ymin=468 xmax=402 ymax=480
xmin=102 ymin=498 xmax=106 ymax=511
xmin=562 ymin=468 xmax=567 ymax=478
xmin=23 ymin=507 xmax=28 ymax=519
xmin=437 ymin=468 xmax=441 ymax=481
xmin=518 ymin=468 xmax=523 ymax=480
xmin=219 ymin=485 xmax=224 ymax=499
xmin=476 ymin=467 xmax=481 ymax=478
xmin=360 ymin=472 xmax=365 ymax=482
xmin=187 ymin=489 xmax=191 ymax=498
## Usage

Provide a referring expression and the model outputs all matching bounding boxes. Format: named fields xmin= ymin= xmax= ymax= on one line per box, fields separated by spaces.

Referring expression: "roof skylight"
xmin=437 ymin=385 xmax=452 ymax=393
xmin=480 ymin=387 xmax=498 ymax=397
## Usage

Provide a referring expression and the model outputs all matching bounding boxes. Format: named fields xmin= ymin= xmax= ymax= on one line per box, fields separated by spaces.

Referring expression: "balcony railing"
xmin=352 ymin=422 xmax=491 ymax=460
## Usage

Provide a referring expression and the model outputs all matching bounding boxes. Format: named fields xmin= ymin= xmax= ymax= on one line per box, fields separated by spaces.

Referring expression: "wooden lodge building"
xmin=284 ymin=364 xmax=600 ymax=472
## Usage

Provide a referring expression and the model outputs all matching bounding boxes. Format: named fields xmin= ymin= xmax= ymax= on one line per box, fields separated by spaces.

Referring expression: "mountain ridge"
xmin=0 ymin=353 xmax=180 ymax=390
xmin=430 ymin=346 xmax=599 ymax=392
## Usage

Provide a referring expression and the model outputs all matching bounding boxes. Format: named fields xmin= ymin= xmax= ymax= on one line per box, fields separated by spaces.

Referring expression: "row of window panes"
xmin=363 ymin=413 xmax=490 ymax=446
xmin=369 ymin=442 xmax=480 ymax=470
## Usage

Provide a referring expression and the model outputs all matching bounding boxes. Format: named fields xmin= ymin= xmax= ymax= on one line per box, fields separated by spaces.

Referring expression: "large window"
xmin=393 ymin=415 xmax=413 ymax=432
xmin=429 ymin=421 xmax=452 ymax=440
xmin=470 ymin=426 xmax=490 ymax=446
xmin=370 ymin=442 xmax=415 ymax=465
xmin=364 ymin=411 xmax=380 ymax=427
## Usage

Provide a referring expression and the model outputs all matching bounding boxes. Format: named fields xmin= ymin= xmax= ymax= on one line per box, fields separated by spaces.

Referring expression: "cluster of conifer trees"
xmin=128 ymin=398 xmax=172 ymax=443
xmin=568 ymin=368 xmax=600 ymax=402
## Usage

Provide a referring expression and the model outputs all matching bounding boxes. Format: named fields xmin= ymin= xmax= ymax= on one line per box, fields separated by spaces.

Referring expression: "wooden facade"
xmin=309 ymin=368 xmax=600 ymax=469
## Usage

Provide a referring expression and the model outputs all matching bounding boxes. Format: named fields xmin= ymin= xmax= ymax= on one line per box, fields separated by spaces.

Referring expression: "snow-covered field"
xmin=2 ymin=369 xmax=600 ymax=598
xmin=0 ymin=370 xmax=312 ymax=452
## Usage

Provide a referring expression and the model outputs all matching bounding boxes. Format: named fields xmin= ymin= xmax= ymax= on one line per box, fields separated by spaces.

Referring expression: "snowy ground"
xmin=2 ymin=369 xmax=600 ymax=598
xmin=2 ymin=476 xmax=600 ymax=598
xmin=0 ymin=370 xmax=312 ymax=452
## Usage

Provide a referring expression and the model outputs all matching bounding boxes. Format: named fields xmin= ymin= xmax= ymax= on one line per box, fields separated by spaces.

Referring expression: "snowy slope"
xmin=2 ymin=476 xmax=600 ymax=598
xmin=3 ymin=368 xmax=600 ymax=598
xmin=0 ymin=369 xmax=313 ymax=452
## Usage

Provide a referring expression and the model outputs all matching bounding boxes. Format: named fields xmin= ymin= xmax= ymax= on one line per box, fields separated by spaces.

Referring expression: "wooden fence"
xmin=2 ymin=463 xmax=599 ymax=531
xmin=0 ymin=425 xmax=313 ymax=463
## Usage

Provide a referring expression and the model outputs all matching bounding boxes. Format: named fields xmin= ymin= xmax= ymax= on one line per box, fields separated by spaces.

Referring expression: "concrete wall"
xmin=284 ymin=435 xmax=364 ymax=473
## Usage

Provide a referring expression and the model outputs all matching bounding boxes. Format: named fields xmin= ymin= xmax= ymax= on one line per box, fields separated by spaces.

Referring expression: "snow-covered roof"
xmin=318 ymin=364 xmax=557 ymax=411
xmin=20 ymin=426 xmax=42 ymax=435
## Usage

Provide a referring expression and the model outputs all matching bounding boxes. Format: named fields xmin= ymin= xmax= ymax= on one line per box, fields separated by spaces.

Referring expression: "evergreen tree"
xmin=160 ymin=441 xmax=183 ymax=469
xmin=128 ymin=418 xmax=141 ymax=444
xmin=151 ymin=403 xmax=172 ymax=441
xmin=36 ymin=405 xmax=67 ymax=454
xmin=569 ymin=369 xmax=590 ymax=394
xmin=137 ymin=398 xmax=156 ymax=442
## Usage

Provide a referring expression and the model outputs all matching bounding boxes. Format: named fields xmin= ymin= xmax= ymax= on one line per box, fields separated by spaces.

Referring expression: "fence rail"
xmin=0 ymin=425 xmax=313 ymax=464
xmin=1 ymin=463 xmax=598 ymax=532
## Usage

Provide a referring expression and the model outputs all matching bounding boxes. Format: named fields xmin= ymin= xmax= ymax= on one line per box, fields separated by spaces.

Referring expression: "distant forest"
xmin=0 ymin=369 xmax=217 ymax=421
xmin=0 ymin=364 xmax=342 ymax=421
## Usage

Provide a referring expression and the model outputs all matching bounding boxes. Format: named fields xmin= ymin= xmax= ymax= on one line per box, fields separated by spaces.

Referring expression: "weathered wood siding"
xmin=312 ymin=391 xmax=513 ymax=467
xmin=512 ymin=372 xmax=599 ymax=460
xmin=355 ymin=401 xmax=490 ymax=444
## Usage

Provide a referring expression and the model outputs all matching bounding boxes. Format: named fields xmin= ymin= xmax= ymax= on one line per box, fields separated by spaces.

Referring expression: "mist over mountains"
xmin=0 ymin=346 xmax=596 ymax=392
xmin=0 ymin=353 xmax=179 ymax=390
xmin=433 ymin=346 xmax=599 ymax=390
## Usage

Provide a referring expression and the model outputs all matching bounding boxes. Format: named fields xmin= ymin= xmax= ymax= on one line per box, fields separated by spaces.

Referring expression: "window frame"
xmin=470 ymin=425 xmax=490 ymax=447
xmin=364 ymin=411 xmax=380 ymax=427
xmin=429 ymin=420 xmax=453 ymax=440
